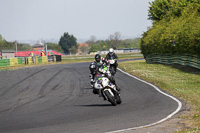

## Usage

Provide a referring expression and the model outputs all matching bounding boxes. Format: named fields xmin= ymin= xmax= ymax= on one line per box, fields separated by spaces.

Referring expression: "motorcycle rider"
xmin=105 ymin=48 xmax=118 ymax=62
xmin=105 ymin=48 xmax=119 ymax=75
xmin=89 ymin=54 xmax=120 ymax=94
xmin=89 ymin=54 xmax=108 ymax=88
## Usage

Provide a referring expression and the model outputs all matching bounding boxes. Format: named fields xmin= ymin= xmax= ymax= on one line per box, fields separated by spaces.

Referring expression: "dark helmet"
xmin=95 ymin=54 xmax=101 ymax=63
xmin=89 ymin=63 xmax=98 ymax=74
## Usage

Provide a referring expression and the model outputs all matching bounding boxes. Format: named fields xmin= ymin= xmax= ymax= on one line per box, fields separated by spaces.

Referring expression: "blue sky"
xmin=0 ymin=0 xmax=154 ymax=42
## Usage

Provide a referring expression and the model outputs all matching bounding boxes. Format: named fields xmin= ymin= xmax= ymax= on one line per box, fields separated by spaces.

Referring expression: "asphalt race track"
xmin=0 ymin=62 xmax=182 ymax=133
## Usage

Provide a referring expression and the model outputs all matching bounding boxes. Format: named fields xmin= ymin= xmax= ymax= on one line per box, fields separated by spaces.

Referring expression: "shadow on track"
xmin=75 ymin=104 xmax=112 ymax=107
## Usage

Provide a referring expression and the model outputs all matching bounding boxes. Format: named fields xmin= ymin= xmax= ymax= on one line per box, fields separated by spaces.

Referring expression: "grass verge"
xmin=119 ymin=60 xmax=200 ymax=132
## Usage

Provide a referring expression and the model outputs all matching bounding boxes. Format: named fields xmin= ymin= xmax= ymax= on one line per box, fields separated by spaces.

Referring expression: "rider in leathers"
xmin=105 ymin=48 xmax=118 ymax=64
xmin=89 ymin=54 xmax=120 ymax=94
xmin=105 ymin=48 xmax=118 ymax=75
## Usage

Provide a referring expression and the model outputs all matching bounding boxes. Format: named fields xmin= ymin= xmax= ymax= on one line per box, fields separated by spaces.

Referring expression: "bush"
xmin=141 ymin=3 xmax=200 ymax=56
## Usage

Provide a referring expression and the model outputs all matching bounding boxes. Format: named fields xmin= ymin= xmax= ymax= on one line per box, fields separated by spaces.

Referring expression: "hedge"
xmin=140 ymin=3 xmax=200 ymax=56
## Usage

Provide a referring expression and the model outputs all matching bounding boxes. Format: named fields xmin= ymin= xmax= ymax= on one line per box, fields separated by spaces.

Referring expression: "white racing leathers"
xmin=92 ymin=73 xmax=121 ymax=106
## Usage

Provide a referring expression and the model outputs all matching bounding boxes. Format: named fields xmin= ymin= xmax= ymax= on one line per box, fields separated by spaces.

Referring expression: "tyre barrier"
xmin=0 ymin=55 xmax=62 ymax=67
xmin=0 ymin=56 xmax=48 ymax=67
xmin=145 ymin=54 xmax=200 ymax=69
xmin=55 ymin=55 xmax=62 ymax=62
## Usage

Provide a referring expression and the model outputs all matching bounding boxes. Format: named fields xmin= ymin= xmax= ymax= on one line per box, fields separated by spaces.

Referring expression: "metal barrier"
xmin=145 ymin=54 xmax=200 ymax=69
xmin=48 ymin=55 xmax=61 ymax=62
xmin=48 ymin=56 xmax=55 ymax=62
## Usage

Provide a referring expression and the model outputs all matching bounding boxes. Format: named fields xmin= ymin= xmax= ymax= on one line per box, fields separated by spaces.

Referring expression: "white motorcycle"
xmin=93 ymin=73 xmax=121 ymax=106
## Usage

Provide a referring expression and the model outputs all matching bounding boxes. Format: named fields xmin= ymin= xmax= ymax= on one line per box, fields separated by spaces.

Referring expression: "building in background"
xmin=77 ymin=43 xmax=89 ymax=55
xmin=0 ymin=50 xmax=15 ymax=59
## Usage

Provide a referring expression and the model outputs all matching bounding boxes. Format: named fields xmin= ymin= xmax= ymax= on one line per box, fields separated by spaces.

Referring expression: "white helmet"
xmin=109 ymin=48 xmax=114 ymax=55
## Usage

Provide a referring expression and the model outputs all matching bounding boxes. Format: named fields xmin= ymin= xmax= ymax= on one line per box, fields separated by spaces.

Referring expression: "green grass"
xmin=119 ymin=60 xmax=200 ymax=132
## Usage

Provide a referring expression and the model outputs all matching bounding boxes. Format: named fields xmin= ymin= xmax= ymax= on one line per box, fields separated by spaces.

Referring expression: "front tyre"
xmin=110 ymin=66 xmax=116 ymax=76
xmin=104 ymin=90 xmax=117 ymax=106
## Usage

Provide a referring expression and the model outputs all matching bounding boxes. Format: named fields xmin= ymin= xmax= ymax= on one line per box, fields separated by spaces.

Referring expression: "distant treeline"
xmin=0 ymin=34 xmax=63 ymax=53
xmin=0 ymin=32 xmax=140 ymax=55
xmin=86 ymin=32 xmax=140 ymax=53
xmin=140 ymin=0 xmax=200 ymax=56
xmin=87 ymin=38 xmax=140 ymax=52
xmin=0 ymin=34 xmax=32 ymax=51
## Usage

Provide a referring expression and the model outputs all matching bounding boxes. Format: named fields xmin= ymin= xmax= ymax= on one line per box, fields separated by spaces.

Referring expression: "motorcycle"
xmin=108 ymin=58 xmax=118 ymax=76
xmin=93 ymin=72 xmax=121 ymax=106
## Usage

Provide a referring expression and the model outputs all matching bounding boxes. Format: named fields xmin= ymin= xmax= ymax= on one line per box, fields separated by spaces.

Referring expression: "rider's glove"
xmin=99 ymin=68 xmax=105 ymax=73
xmin=107 ymin=73 xmax=111 ymax=77
xmin=105 ymin=73 xmax=108 ymax=77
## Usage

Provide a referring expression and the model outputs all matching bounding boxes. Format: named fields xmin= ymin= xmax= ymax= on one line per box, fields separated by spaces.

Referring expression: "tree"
xmin=148 ymin=0 xmax=170 ymax=21
xmin=46 ymin=42 xmax=63 ymax=53
xmin=148 ymin=0 xmax=200 ymax=22
xmin=0 ymin=34 xmax=6 ymax=49
xmin=108 ymin=32 xmax=122 ymax=49
xmin=141 ymin=2 xmax=200 ymax=56
xmin=69 ymin=46 xmax=77 ymax=55
xmin=17 ymin=43 xmax=32 ymax=51
xmin=0 ymin=34 xmax=3 ymax=42
xmin=59 ymin=32 xmax=78 ymax=54
xmin=89 ymin=44 xmax=98 ymax=52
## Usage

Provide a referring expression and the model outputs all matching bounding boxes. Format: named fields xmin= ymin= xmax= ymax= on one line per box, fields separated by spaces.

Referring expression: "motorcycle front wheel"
xmin=104 ymin=90 xmax=117 ymax=106
xmin=110 ymin=66 xmax=116 ymax=76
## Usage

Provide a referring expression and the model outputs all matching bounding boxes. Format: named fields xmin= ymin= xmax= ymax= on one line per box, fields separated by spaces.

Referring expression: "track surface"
xmin=0 ymin=62 xmax=180 ymax=133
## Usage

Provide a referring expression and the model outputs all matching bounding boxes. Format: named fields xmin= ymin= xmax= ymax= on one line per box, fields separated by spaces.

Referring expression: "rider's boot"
xmin=110 ymin=78 xmax=121 ymax=92
xmin=93 ymin=89 xmax=98 ymax=94
xmin=90 ymin=79 xmax=94 ymax=87
xmin=116 ymin=86 xmax=121 ymax=92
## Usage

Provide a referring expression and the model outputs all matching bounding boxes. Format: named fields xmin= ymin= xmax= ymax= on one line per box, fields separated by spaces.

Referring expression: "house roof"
xmin=78 ymin=43 xmax=89 ymax=48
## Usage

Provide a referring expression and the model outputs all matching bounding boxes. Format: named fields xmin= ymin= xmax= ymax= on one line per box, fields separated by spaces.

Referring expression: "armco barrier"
xmin=145 ymin=54 xmax=200 ymax=69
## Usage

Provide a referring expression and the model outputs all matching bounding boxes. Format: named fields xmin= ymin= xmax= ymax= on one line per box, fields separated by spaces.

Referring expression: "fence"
xmin=145 ymin=54 xmax=200 ymax=69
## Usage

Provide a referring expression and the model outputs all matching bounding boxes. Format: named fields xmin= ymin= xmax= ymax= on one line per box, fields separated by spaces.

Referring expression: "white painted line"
xmin=106 ymin=68 xmax=182 ymax=133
